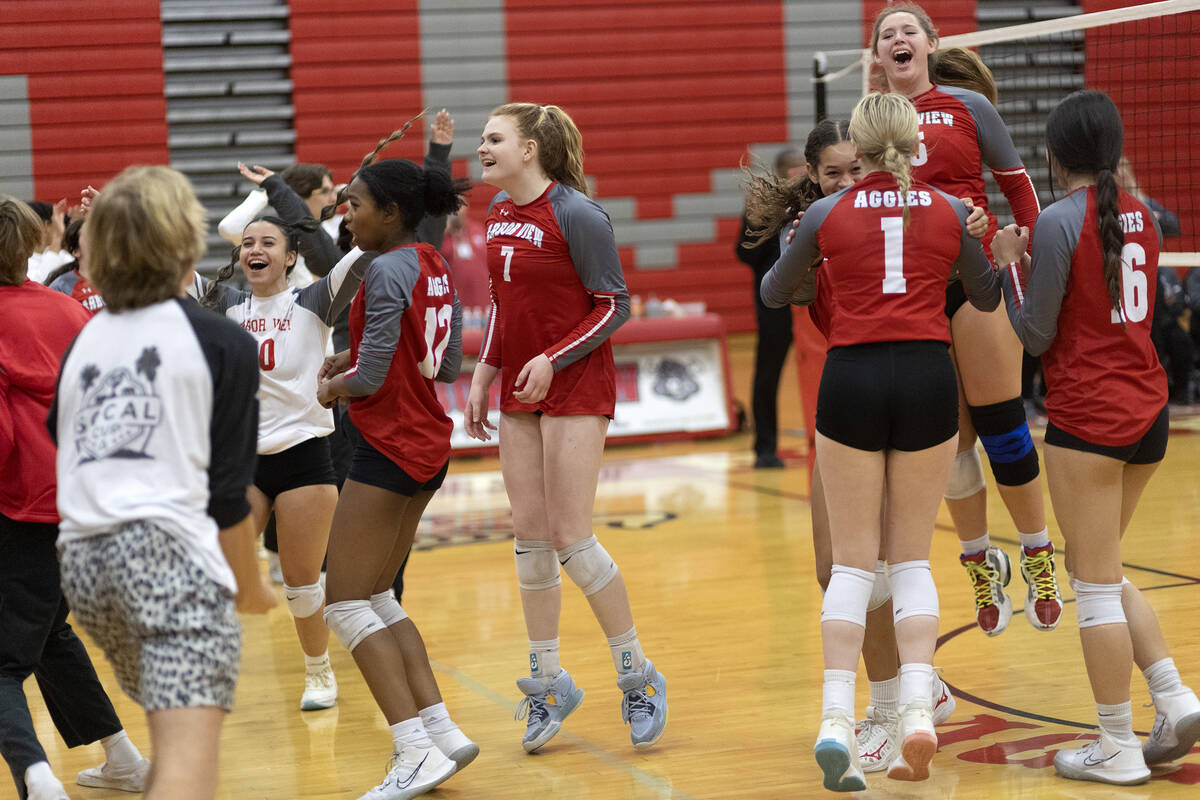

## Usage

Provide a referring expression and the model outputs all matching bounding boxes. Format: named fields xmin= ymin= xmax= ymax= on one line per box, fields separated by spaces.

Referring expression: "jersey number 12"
xmin=419 ymin=304 xmax=454 ymax=379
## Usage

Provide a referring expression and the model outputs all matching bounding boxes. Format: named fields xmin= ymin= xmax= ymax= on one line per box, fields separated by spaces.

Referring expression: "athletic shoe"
xmin=960 ymin=547 xmax=1012 ymax=636
xmin=357 ymin=745 xmax=456 ymax=800
xmin=888 ymin=701 xmax=937 ymax=782
xmin=1019 ymin=544 xmax=1063 ymax=630
xmin=617 ymin=659 xmax=668 ymax=749
xmin=1053 ymin=732 xmax=1150 ymax=785
xmin=814 ymin=712 xmax=866 ymax=792
xmin=267 ymin=551 xmax=283 ymax=585
xmin=515 ymin=668 xmax=585 ymax=753
xmin=429 ymin=727 xmax=479 ymax=771
xmin=26 ymin=783 xmax=69 ymax=800
xmin=77 ymin=756 xmax=150 ymax=792
xmin=931 ymin=673 xmax=957 ymax=725
xmin=856 ymin=705 xmax=898 ymax=773
xmin=1144 ymin=686 xmax=1200 ymax=765
xmin=301 ymin=662 xmax=338 ymax=710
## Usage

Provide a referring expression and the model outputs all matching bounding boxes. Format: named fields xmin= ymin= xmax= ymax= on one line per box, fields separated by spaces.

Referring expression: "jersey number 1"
xmin=1110 ymin=243 xmax=1148 ymax=324
xmin=880 ymin=217 xmax=907 ymax=294
xmin=419 ymin=304 xmax=454 ymax=379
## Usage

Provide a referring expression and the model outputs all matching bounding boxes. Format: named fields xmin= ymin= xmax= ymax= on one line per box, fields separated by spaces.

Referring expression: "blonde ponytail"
xmin=849 ymin=93 xmax=919 ymax=227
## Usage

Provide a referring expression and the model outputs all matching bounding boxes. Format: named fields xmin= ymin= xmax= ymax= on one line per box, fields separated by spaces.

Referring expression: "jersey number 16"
xmin=1110 ymin=243 xmax=1148 ymax=324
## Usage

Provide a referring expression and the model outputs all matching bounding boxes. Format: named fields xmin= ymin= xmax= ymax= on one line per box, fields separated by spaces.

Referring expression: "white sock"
xmin=1019 ymin=527 xmax=1051 ymax=550
xmin=607 ymin=626 xmax=645 ymax=674
xmin=389 ymin=718 xmax=433 ymax=751
xmin=418 ymin=702 xmax=457 ymax=736
xmin=304 ymin=651 xmax=330 ymax=670
xmin=869 ymin=677 xmax=899 ymax=717
xmin=100 ymin=730 xmax=142 ymax=767
xmin=1144 ymin=657 xmax=1184 ymax=696
xmin=1096 ymin=701 xmax=1137 ymax=745
xmin=529 ymin=638 xmax=560 ymax=685
xmin=899 ymin=663 xmax=935 ymax=709
xmin=960 ymin=533 xmax=990 ymax=556
xmin=24 ymin=761 xmax=63 ymax=797
xmin=822 ymin=669 xmax=856 ymax=717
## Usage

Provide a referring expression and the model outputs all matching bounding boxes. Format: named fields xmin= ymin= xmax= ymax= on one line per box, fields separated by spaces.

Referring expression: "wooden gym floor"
xmin=14 ymin=333 xmax=1200 ymax=799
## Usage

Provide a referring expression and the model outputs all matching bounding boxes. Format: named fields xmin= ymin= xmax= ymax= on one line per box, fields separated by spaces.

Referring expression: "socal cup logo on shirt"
xmin=72 ymin=347 xmax=163 ymax=463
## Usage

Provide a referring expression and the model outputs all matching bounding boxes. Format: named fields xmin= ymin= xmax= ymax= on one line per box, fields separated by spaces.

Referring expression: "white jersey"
xmin=52 ymin=298 xmax=260 ymax=592
xmin=192 ymin=248 xmax=369 ymax=454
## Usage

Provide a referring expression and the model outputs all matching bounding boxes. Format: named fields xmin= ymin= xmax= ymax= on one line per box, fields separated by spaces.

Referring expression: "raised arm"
xmin=416 ymin=109 xmax=455 ymax=250
xmin=969 ymin=92 xmax=1040 ymax=233
xmin=218 ymin=187 xmax=269 ymax=245
xmin=295 ymin=246 xmax=373 ymax=326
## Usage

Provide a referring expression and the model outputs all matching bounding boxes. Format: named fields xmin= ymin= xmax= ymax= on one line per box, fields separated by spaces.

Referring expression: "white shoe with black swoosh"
xmin=1053 ymin=732 xmax=1150 ymax=785
xmin=357 ymin=744 xmax=456 ymax=800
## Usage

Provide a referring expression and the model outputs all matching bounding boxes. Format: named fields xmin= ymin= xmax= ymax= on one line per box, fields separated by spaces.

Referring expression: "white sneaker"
xmin=267 ymin=552 xmax=283 ymax=585
xmin=1144 ymin=686 xmax=1200 ymax=765
xmin=357 ymin=745 xmax=456 ymax=800
xmin=814 ymin=712 xmax=865 ymax=792
xmin=931 ymin=673 xmax=956 ymax=725
xmin=26 ymin=781 xmax=70 ymax=800
xmin=888 ymin=701 xmax=937 ymax=782
xmin=1054 ymin=732 xmax=1150 ymax=785
xmin=429 ymin=726 xmax=479 ymax=771
xmin=301 ymin=662 xmax=338 ymax=711
xmin=77 ymin=756 xmax=150 ymax=792
xmin=856 ymin=705 xmax=898 ymax=773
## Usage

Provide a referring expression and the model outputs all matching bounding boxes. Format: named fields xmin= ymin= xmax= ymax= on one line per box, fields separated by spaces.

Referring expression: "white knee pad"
xmin=370 ymin=590 xmax=409 ymax=627
xmin=283 ymin=582 xmax=324 ymax=619
xmin=324 ymin=599 xmax=386 ymax=652
xmin=867 ymin=560 xmax=892 ymax=612
xmin=557 ymin=535 xmax=618 ymax=596
xmin=821 ymin=565 xmax=875 ymax=627
xmin=514 ymin=539 xmax=561 ymax=591
xmin=945 ymin=446 xmax=986 ymax=500
xmin=888 ymin=560 xmax=939 ymax=623
xmin=1073 ymin=580 xmax=1126 ymax=628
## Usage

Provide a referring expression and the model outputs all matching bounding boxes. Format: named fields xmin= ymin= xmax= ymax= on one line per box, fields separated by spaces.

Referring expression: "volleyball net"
xmin=813 ymin=0 xmax=1200 ymax=267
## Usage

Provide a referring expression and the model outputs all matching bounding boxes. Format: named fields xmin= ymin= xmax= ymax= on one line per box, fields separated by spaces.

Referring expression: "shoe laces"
xmin=306 ymin=667 xmax=334 ymax=690
xmin=621 ymin=685 xmax=655 ymax=722
xmin=962 ymin=558 xmax=1001 ymax=610
xmin=1022 ymin=549 xmax=1059 ymax=601
xmin=515 ymin=694 xmax=549 ymax=725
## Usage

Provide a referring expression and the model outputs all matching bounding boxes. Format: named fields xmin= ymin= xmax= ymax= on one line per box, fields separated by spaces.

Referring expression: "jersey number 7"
xmin=419 ymin=304 xmax=454 ymax=379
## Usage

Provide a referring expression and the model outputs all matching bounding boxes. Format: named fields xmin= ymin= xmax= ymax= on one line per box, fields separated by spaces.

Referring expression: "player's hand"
xmin=238 ymin=162 xmax=274 ymax=186
xmin=236 ymin=578 xmax=277 ymax=615
xmin=430 ymin=109 xmax=454 ymax=146
xmin=464 ymin=380 xmax=496 ymax=441
xmin=784 ymin=209 xmax=805 ymax=245
xmin=1018 ymin=251 xmax=1032 ymax=286
xmin=49 ymin=199 xmax=67 ymax=249
xmin=318 ymin=350 xmax=352 ymax=382
xmin=79 ymin=186 xmax=99 ymax=216
xmin=991 ymin=223 xmax=1029 ymax=268
xmin=513 ymin=354 xmax=552 ymax=404
xmin=961 ymin=197 xmax=988 ymax=239
xmin=316 ymin=379 xmax=341 ymax=409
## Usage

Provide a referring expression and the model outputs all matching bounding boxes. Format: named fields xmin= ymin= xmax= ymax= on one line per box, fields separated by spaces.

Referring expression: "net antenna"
xmin=813 ymin=0 xmax=1200 ymax=267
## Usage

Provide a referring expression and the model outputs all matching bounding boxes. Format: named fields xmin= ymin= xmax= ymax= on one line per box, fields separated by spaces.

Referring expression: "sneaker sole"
xmin=1144 ymin=711 xmax=1200 ymax=765
xmin=814 ymin=740 xmax=866 ymax=792
xmin=1054 ymin=758 xmax=1150 ymax=785
xmin=77 ymin=772 xmax=146 ymax=792
xmin=1023 ymin=599 xmax=1063 ymax=632
xmin=888 ymin=731 xmax=936 ymax=781
xmin=523 ymin=688 xmax=585 ymax=753
xmin=445 ymin=743 xmax=480 ymax=770
xmin=301 ymin=696 xmax=338 ymax=711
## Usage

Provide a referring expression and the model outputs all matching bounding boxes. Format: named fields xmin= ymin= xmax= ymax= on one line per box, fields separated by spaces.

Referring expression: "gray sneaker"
xmin=617 ymin=659 xmax=668 ymax=749
xmin=515 ymin=669 xmax=585 ymax=752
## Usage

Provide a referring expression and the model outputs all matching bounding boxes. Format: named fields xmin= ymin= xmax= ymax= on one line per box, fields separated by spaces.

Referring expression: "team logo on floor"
xmin=72 ymin=348 xmax=163 ymax=463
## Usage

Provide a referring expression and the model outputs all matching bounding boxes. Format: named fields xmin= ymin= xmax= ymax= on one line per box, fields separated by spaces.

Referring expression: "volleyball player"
xmin=464 ymin=103 xmax=667 ymax=752
xmin=763 ymin=92 xmax=1000 ymax=790
xmin=993 ymin=90 xmax=1200 ymax=785
xmin=51 ymin=166 xmax=276 ymax=800
xmin=316 ymin=148 xmax=476 ymax=799
xmin=871 ymin=3 xmax=1061 ymax=637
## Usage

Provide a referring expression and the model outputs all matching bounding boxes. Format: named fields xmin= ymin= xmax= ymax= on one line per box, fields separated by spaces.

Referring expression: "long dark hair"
xmin=356 ymin=159 xmax=469 ymax=233
xmin=1045 ymin=90 xmax=1125 ymax=322
xmin=741 ymin=118 xmax=852 ymax=247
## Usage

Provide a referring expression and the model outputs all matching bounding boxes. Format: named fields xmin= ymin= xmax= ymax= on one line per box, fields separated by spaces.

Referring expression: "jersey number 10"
xmin=1110 ymin=243 xmax=1148 ymax=324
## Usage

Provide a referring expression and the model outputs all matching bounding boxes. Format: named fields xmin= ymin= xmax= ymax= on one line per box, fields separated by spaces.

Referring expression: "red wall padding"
xmin=0 ymin=1 xmax=168 ymax=201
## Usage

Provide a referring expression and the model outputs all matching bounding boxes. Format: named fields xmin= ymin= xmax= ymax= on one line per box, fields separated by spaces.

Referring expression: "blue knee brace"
xmin=968 ymin=398 xmax=1039 ymax=486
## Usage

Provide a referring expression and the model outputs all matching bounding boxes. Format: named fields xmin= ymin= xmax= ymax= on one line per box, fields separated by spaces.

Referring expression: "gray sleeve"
xmin=759 ymin=195 xmax=833 ymax=308
xmin=295 ymin=246 xmax=373 ymax=325
xmin=261 ymin=175 xmax=344 ymax=277
xmin=1002 ymin=197 xmax=1084 ymax=356
xmin=435 ymin=293 xmax=463 ymax=383
xmin=938 ymin=190 xmax=1000 ymax=311
xmin=48 ymin=271 xmax=77 ymax=296
xmin=342 ymin=252 xmax=419 ymax=396
xmin=189 ymin=273 xmax=247 ymax=314
xmin=415 ymin=141 xmax=453 ymax=251
xmin=955 ymin=87 xmax=1023 ymax=171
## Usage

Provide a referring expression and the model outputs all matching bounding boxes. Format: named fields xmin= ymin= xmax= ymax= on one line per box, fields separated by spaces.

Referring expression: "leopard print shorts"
xmin=59 ymin=520 xmax=241 ymax=711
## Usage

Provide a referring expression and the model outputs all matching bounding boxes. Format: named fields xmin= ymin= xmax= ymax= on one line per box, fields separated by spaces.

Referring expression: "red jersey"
xmin=762 ymin=172 xmax=998 ymax=348
xmin=346 ymin=243 xmax=457 ymax=481
xmin=481 ymin=182 xmax=630 ymax=416
xmin=1023 ymin=188 xmax=1166 ymax=445
xmin=910 ymin=84 xmax=1040 ymax=257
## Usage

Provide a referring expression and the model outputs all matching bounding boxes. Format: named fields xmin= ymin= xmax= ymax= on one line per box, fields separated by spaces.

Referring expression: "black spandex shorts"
xmin=816 ymin=340 xmax=959 ymax=452
xmin=254 ymin=436 xmax=337 ymax=501
xmin=1044 ymin=404 xmax=1168 ymax=465
xmin=347 ymin=434 xmax=449 ymax=497
xmin=944 ymin=278 xmax=968 ymax=320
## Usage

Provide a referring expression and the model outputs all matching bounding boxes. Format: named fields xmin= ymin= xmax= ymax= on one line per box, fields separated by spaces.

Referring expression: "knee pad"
xmin=1073 ymin=580 xmax=1126 ymax=628
xmin=514 ymin=539 xmax=561 ymax=591
xmin=283 ymin=582 xmax=324 ymax=619
xmin=945 ymin=446 xmax=986 ymax=500
xmin=323 ymin=599 xmax=386 ymax=652
xmin=888 ymin=560 xmax=939 ymax=622
xmin=370 ymin=590 xmax=408 ymax=627
xmin=558 ymin=535 xmax=618 ymax=596
xmin=867 ymin=560 xmax=892 ymax=612
xmin=821 ymin=565 xmax=875 ymax=627
xmin=968 ymin=399 xmax=1039 ymax=486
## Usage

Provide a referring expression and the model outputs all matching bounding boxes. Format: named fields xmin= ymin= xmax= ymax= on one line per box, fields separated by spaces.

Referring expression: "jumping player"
xmin=464 ymin=103 xmax=667 ymax=752
xmin=993 ymin=90 xmax=1200 ymax=786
